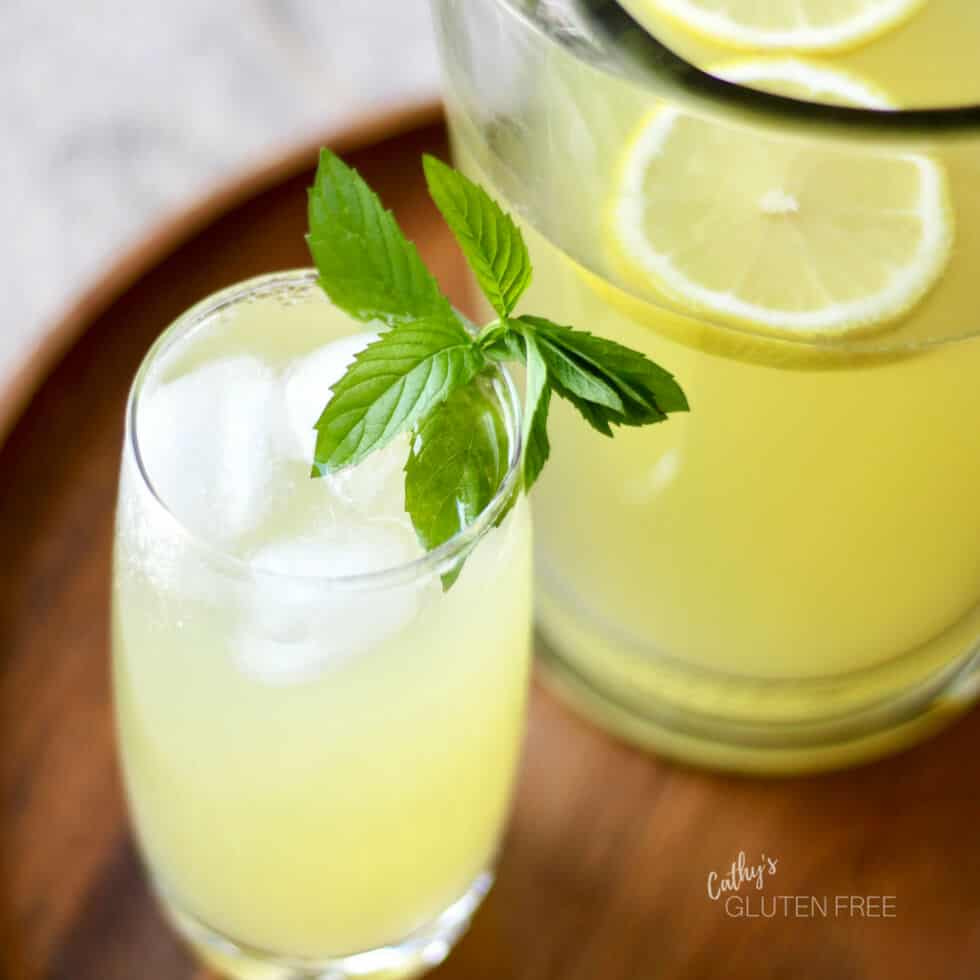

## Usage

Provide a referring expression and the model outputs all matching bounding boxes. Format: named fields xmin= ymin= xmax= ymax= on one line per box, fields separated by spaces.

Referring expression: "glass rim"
xmin=125 ymin=269 xmax=525 ymax=592
xmin=494 ymin=0 xmax=980 ymax=139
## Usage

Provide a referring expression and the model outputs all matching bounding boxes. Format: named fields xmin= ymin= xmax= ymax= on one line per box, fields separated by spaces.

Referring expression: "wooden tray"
xmin=2 ymin=103 xmax=979 ymax=980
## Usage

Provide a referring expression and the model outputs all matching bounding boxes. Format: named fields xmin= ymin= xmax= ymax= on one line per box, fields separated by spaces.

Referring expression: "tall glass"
xmin=431 ymin=0 xmax=980 ymax=772
xmin=112 ymin=272 xmax=531 ymax=977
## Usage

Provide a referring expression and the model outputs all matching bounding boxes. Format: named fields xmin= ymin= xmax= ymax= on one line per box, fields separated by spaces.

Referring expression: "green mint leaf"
xmin=478 ymin=319 xmax=524 ymax=363
xmin=438 ymin=556 xmax=466 ymax=592
xmin=423 ymin=155 xmax=532 ymax=319
xmin=521 ymin=331 xmax=551 ymax=489
xmin=405 ymin=383 xmax=511 ymax=589
xmin=516 ymin=315 xmax=689 ymax=421
xmin=307 ymin=149 xmax=453 ymax=326
xmin=516 ymin=322 xmax=624 ymax=413
xmin=313 ymin=318 xmax=485 ymax=475
xmin=550 ymin=379 xmax=615 ymax=437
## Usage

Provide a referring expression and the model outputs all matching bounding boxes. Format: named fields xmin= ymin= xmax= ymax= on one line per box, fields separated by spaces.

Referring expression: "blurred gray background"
xmin=0 ymin=0 xmax=440 ymax=390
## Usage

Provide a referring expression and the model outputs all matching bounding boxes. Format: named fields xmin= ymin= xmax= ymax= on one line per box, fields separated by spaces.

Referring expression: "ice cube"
xmin=282 ymin=333 xmax=378 ymax=463
xmin=235 ymin=519 xmax=425 ymax=685
xmin=327 ymin=435 xmax=410 ymax=514
xmin=139 ymin=355 xmax=280 ymax=543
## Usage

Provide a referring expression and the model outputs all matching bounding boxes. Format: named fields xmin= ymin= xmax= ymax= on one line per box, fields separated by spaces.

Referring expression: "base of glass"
xmin=537 ymin=589 xmax=980 ymax=775
xmin=155 ymin=872 xmax=492 ymax=980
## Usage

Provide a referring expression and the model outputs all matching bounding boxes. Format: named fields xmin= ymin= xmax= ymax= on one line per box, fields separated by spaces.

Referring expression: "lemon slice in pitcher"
xmin=619 ymin=0 xmax=925 ymax=53
xmin=607 ymin=66 xmax=951 ymax=338
xmin=715 ymin=58 xmax=894 ymax=108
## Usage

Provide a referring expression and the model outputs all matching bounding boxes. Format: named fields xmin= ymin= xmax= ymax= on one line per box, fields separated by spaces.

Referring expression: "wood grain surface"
xmin=2 ymin=110 xmax=979 ymax=980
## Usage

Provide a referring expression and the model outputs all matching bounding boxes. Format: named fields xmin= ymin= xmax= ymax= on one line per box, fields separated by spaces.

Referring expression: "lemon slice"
xmin=608 ymin=65 xmax=951 ymax=338
xmin=714 ymin=58 xmax=894 ymax=108
xmin=620 ymin=0 xmax=925 ymax=53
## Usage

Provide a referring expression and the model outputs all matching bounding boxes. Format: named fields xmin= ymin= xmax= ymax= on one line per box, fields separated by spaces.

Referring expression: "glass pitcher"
xmin=431 ymin=0 xmax=980 ymax=773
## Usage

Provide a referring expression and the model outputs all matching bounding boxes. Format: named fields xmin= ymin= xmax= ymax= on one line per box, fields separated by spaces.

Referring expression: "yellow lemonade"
xmin=435 ymin=0 xmax=980 ymax=770
xmin=113 ymin=273 xmax=532 ymax=970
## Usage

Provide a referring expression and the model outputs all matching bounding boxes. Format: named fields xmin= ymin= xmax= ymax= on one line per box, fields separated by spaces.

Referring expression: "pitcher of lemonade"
xmin=431 ymin=0 xmax=980 ymax=773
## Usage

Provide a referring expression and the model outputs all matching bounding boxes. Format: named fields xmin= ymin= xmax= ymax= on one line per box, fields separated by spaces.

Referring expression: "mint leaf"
xmin=423 ymin=155 xmax=532 ymax=319
xmin=308 ymin=149 xmax=453 ymax=326
xmin=523 ymin=329 xmax=624 ymax=413
xmin=521 ymin=331 xmax=551 ymax=488
xmin=313 ymin=318 xmax=485 ymax=475
xmin=478 ymin=320 xmax=524 ymax=363
xmin=517 ymin=315 xmax=689 ymax=422
xmin=551 ymin=379 xmax=615 ymax=437
xmin=405 ymin=383 xmax=511 ymax=589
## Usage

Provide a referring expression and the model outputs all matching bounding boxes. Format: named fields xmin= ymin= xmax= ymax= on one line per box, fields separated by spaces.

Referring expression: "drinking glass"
xmin=431 ymin=0 xmax=980 ymax=772
xmin=112 ymin=271 xmax=532 ymax=978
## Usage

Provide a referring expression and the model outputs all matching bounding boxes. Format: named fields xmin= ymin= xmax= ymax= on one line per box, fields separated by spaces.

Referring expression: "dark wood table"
xmin=2 ymin=103 xmax=978 ymax=980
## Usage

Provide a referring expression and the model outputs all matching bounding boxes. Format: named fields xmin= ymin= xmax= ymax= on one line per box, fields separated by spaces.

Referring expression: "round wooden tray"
xmin=2 ymin=103 xmax=979 ymax=980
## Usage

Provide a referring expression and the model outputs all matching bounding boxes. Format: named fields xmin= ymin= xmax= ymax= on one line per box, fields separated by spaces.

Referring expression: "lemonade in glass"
xmin=113 ymin=271 xmax=531 ymax=976
xmin=432 ymin=0 xmax=980 ymax=771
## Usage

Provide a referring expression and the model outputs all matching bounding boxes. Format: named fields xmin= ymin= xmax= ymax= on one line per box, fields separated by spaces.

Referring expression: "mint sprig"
xmin=307 ymin=149 xmax=687 ymax=587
